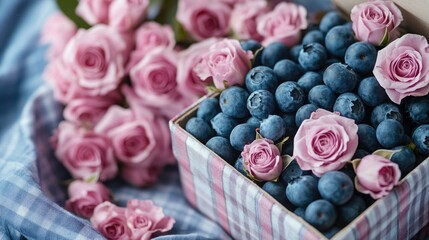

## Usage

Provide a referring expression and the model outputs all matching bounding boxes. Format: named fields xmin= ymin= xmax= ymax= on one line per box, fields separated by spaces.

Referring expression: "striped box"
xmin=169 ymin=95 xmax=429 ymax=240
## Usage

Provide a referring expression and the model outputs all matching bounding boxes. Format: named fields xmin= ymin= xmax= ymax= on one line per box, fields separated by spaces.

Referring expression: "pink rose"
xmin=257 ymin=2 xmax=308 ymax=46
xmin=293 ymin=109 xmax=359 ymax=177
xmin=242 ymin=138 xmax=283 ymax=181
xmin=41 ymin=12 xmax=77 ymax=60
xmin=230 ymin=1 xmax=268 ymax=41
xmin=373 ymin=34 xmax=429 ymax=104
xmin=135 ymin=22 xmax=175 ymax=54
xmin=65 ymin=180 xmax=111 ymax=219
xmin=76 ymin=0 xmax=111 ymax=25
xmin=177 ymin=38 xmax=219 ymax=98
xmin=218 ymin=0 xmax=248 ymax=5
xmin=176 ymin=0 xmax=231 ymax=40
xmin=109 ymin=0 xmax=149 ymax=32
xmin=355 ymin=154 xmax=401 ymax=199
xmin=95 ymin=104 xmax=172 ymax=166
xmin=127 ymin=22 xmax=176 ymax=71
xmin=129 ymin=47 xmax=182 ymax=108
xmin=121 ymin=165 xmax=163 ymax=187
xmin=63 ymin=25 xmax=127 ymax=96
xmin=351 ymin=0 xmax=403 ymax=45
xmin=125 ymin=200 xmax=175 ymax=240
xmin=91 ymin=202 xmax=131 ymax=240
xmin=63 ymin=92 xmax=121 ymax=128
xmin=44 ymin=59 xmax=83 ymax=104
xmin=194 ymin=39 xmax=253 ymax=90
xmin=53 ymin=121 xmax=118 ymax=181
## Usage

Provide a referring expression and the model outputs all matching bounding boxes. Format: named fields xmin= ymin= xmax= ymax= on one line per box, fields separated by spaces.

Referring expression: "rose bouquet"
xmin=41 ymin=0 xmax=307 ymax=239
xmin=181 ymin=0 xmax=429 ymax=237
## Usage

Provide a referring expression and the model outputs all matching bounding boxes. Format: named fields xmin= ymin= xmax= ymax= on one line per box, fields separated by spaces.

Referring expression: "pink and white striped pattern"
xmin=169 ymin=96 xmax=429 ymax=240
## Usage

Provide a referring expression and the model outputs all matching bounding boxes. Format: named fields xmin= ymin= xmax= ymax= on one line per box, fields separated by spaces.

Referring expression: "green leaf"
xmin=275 ymin=136 xmax=289 ymax=151
xmin=252 ymin=46 xmax=264 ymax=67
xmin=351 ymin=158 xmax=361 ymax=172
xmin=255 ymin=128 xmax=262 ymax=140
xmin=372 ymin=149 xmax=400 ymax=160
xmin=281 ymin=155 xmax=294 ymax=171
xmin=223 ymin=80 xmax=229 ymax=89
xmin=85 ymin=172 xmax=100 ymax=183
xmin=56 ymin=0 xmax=91 ymax=29
xmin=205 ymin=85 xmax=223 ymax=93
xmin=379 ymin=27 xmax=390 ymax=47
xmin=154 ymin=0 xmax=178 ymax=25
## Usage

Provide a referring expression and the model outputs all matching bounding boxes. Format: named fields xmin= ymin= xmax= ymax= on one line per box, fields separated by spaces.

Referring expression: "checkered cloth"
xmin=0 ymin=1 xmax=229 ymax=239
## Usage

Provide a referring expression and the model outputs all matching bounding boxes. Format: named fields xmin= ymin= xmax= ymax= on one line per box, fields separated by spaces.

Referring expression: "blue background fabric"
xmin=0 ymin=0 xmax=332 ymax=239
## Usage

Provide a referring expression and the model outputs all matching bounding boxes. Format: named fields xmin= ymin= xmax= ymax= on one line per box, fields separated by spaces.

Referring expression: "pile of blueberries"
xmin=185 ymin=11 xmax=429 ymax=237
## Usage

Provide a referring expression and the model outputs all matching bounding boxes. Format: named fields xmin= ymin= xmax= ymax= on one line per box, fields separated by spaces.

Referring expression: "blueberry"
xmin=297 ymin=71 xmax=323 ymax=94
xmin=305 ymin=199 xmax=337 ymax=231
xmin=318 ymin=171 xmax=354 ymax=205
xmin=260 ymin=115 xmax=286 ymax=142
xmin=241 ymin=40 xmax=263 ymax=66
xmin=206 ymin=136 xmax=238 ymax=164
xmin=246 ymin=116 xmax=261 ymax=128
xmin=245 ymin=66 xmax=278 ymax=93
xmin=281 ymin=113 xmax=298 ymax=136
xmin=325 ymin=25 xmax=356 ymax=58
xmin=290 ymin=45 xmax=302 ymax=62
xmin=333 ymin=93 xmax=365 ymax=123
xmin=302 ymin=30 xmax=325 ymax=45
xmin=219 ymin=86 xmax=250 ymax=118
xmin=338 ymin=195 xmax=366 ymax=226
xmin=376 ymin=119 xmax=404 ymax=148
xmin=211 ymin=113 xmax=240 ymax=138
xmin=323 ymin=226 xmax=341 ymax=238
xmin=352 ymin=149 xmax=369 ymax=159
xmin=275 ymin=82 xmax=306 ymax=113
xmin=323 ymin=63 xmax=359 ymax=94
xmin=281 ymin=160 xmax=304 ymax=184
xmin=357 ymin=124 xmax=381 ymax=153
xmin=262 ymin=181 xmax=288 ymax=205
xmin=186 ymin=117 xmax=215 ymax=144
xmin=412 ymin=125 xmax=429 ymax=155
xmin=371 ymin=103 xmax=403 ymax=127
xmin=295 ymin=104 xmax=318 ymax=127
xmin=197 ymin=98 xmax=221 ymax=122
xmin=298 ymin=43 xmax=328 ymax=71
xmin=294 ymin=207 xmax=306 ymax=218
xmin=230 ymin=124 xmax=256 ymax=151
xmin=345 ymin=42 xmax=377 ymax=74
xmin=286 ymin=175 xmax=320 ymax=207
xmin=320 ymin=11 xmax=346 ymax=33
xmin=240 ymin=39 xmax=262 ymax=52
xmin=261 ymin=42 xmax=290 ymax=68
xmin=274 ymin=59 xmax=301 ymax=82
xmin=247 ymin=90 xmax=276 ymax=119
xmin=343 ymin=21 xmax=353 ymax=30
xmin=405 ymin=97 xmax=429 ymax=125
xmin=308 ymin=85 xmax=337 ymax=111
xmin=391 ymin=146 xmax=416 ymax=176
xmin=234 ymin=156 xmax=247 ymax=176
xmin=403 ymin=134 xmax=412 ymax=145
xmin=358 ymin=77 xmax=387 ymax=107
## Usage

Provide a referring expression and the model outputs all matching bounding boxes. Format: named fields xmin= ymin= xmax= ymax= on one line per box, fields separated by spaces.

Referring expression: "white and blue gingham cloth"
xmin=0 ymin=1 xmax=230 ymax=239
xmin=0 ymin=1 xmax=336 ymax=239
